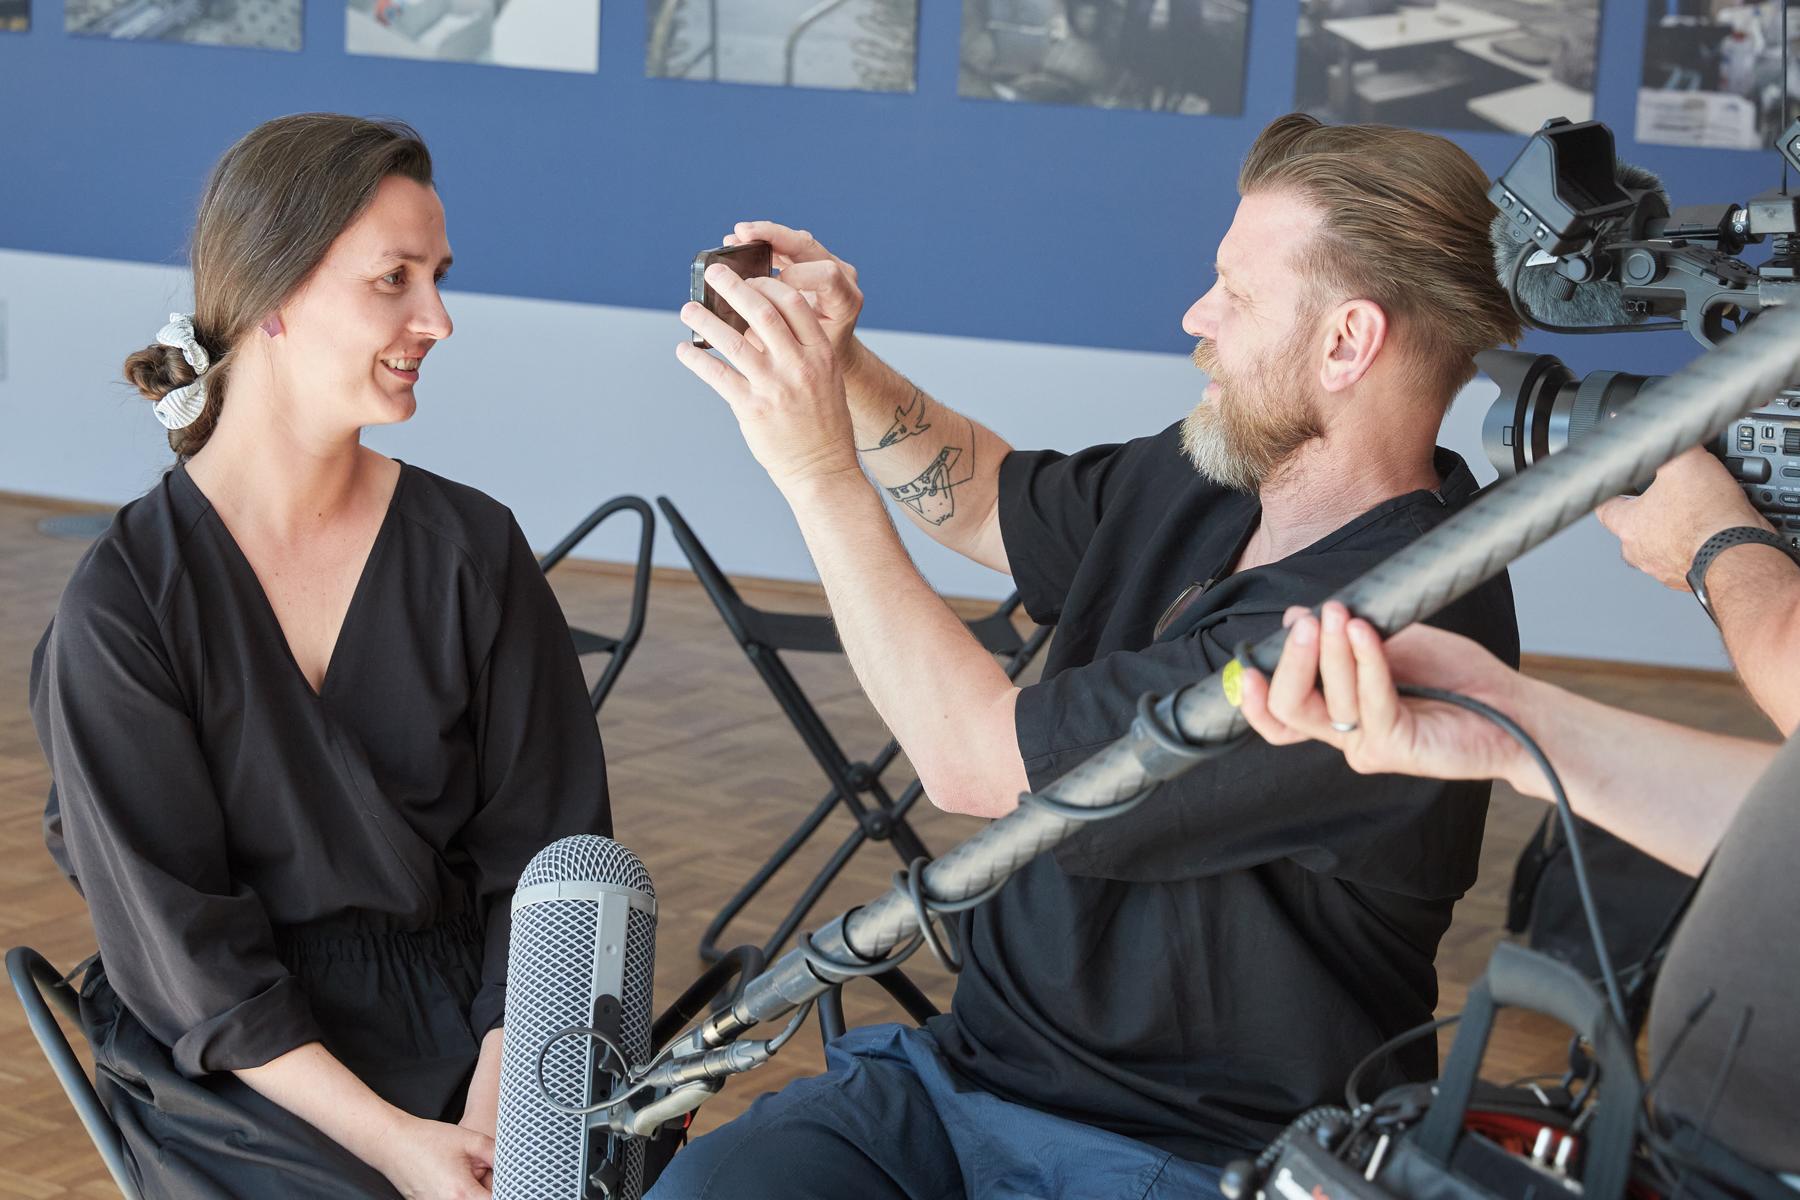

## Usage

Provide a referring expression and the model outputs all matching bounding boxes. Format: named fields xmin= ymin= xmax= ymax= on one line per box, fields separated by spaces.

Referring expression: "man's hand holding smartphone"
xmin=689 ymin=240 xmax=773 ymax=350
xmin=677 ymin=232 xmax=861 ymax=494
xmin=718 ymin=223 xmax=866 ymax=371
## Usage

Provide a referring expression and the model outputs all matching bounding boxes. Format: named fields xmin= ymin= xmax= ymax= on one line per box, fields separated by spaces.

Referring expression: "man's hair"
xmin=1238 ymin=113 xmax=1520 ymax=407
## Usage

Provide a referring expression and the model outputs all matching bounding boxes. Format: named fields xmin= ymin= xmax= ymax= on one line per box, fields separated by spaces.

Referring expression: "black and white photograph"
xmin=66 ymin=0 xmax=301 ymax=49
xmin=647 ymin=0 xmax=918 ymax=92
xmin=957 ymin=0 xmax=1249 ymax=115
xmin=0 ymin=0 xmax=28 ymax=33
xmin=1294 ymin=0 xmax=1599 ymax=133
xmin=347 ymin=0 xmax=599 ymax=74
xmin=1637 ymin=0 xmax=1799 ymax=149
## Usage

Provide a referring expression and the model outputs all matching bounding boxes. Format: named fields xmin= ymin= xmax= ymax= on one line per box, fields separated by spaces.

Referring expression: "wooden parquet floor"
xmin=0 ymin=488 xmax=1777 ymax=1197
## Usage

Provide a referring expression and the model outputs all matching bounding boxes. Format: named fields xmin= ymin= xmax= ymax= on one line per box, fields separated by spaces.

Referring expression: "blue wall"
xmin=0 ymin=0 xmax=1787 ymax=379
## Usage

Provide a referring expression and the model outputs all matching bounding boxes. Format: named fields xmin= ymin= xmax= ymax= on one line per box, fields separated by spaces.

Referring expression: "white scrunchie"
xmin=153 ymin=313 xmax=211 ymax=431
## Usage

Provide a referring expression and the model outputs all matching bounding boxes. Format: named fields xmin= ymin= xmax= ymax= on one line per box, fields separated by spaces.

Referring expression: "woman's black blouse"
xmin=29 ymin=462 xmax=609 ymax=1078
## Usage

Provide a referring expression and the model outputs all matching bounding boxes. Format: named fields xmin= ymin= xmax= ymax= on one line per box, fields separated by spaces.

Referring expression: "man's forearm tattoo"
xmin=886 ymin=421 xmax=976 ymax=526
xmin=860 ymin=385 xmax=931 ymax=452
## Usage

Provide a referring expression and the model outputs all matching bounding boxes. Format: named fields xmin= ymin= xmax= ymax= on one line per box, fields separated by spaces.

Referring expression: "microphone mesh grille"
xmin=495 ymin=836 xmax=655 ymax=1200
xmin=518 ymin=833 xmax=655 ymax=895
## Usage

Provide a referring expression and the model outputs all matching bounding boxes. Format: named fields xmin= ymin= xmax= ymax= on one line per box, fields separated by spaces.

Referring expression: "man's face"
xmin=1179 ymin=190 xmax=1328 ymax=493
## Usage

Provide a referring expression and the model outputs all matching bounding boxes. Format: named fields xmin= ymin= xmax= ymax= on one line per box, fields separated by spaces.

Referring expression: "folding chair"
xmin=655 ymin=496 xmax=1053 ymax=964
xmin=7 ymin=947 xmax=143 ymax=1200
xmin=815 ymin=968 xmax=942 ymax=1048
xmin=538 ymin=495 xmax=656 ymax=713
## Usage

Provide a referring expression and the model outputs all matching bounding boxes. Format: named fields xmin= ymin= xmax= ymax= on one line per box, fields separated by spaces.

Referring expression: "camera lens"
xmin=1478 ymin=350 xmax=1662 ymax=480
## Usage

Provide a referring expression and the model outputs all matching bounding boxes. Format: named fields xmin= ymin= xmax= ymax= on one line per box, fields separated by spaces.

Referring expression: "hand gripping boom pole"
xmin=649 ymin=303 xmax=1800 ymax=1095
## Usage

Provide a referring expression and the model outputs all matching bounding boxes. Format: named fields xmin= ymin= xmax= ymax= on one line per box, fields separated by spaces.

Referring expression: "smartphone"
xmin=690 ymin=241 xmax=773 ymax=350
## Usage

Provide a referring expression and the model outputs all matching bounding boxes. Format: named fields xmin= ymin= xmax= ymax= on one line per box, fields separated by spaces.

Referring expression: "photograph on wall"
xmin=67 ymin=0 xmax=301 ymax=50
xmin=1294 ymin=0 xmax=1599 ymax=134
xmin=1637 ymin=0 xmax=1799 ymax=150
xmin=646 ymin=0 xmax=918 ymax=93
xmin=348 ymin=0 xmax=599 ymax=74
xmin=958 ymin=0 xmax=1249 ymax=115
xmin=0 ymin=0 xmax=28 ymax=34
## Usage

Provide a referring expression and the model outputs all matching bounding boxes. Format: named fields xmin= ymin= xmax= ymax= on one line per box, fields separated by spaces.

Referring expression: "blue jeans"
xmin=647 ymin=1023 xmax=1225 ymax=1200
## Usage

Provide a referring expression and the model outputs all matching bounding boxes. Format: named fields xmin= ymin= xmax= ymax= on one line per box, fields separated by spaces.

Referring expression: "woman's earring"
xmin=261 ymin=314 xmax=284 ymax=337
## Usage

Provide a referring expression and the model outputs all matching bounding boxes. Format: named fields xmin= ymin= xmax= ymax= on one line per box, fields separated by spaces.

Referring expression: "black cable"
xmin=1015 ymin=786 xmax=1154 ymax=822
xmin=1344 ymin=1014 xmax=1462 ymax=1109
xmin=1643 ymin=987 xmax=1717 ymax=1107
xmin=1669 ymin=1005 xmax=1754 ymax=1200
xmin=893 ymin=856 xmax=1008 ymax=974
xmin=768 ymin=998 xmax=815 ymax=1053
xmin=1397 ymin=683 xmax=1629 ymax=1029
xmin=799 ymin=910 xmax=926 ymax=981
xmin=534 ymin=1025 xmax=632 ymax=1117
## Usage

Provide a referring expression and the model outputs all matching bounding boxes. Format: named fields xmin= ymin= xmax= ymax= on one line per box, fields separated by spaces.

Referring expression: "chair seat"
xmin=569 ymin=626 xmax=622 ymax=656
xmin=740 ymin=608 xmax=845 ymax=655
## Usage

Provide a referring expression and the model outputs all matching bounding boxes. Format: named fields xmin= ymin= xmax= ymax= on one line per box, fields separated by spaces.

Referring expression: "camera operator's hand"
xmin=1595 ymin=447 xmax=1768 ymax=590
xmin=1238 ymin=602 xmax=1537 ymax=793
xmin=677 ymin=265 xmax=860 ymax=493
xmin=725 ymin=221 xmax=866 ymax=374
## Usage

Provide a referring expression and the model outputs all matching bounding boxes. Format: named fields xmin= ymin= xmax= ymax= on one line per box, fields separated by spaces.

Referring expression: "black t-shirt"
xmin=29 ymin=462 xmax=610 ymax=1076
xmin=1650 ymin=732 xmax=1800 ymax=1172
xmin=930 ymin=422 xmax=1520 ymax=1165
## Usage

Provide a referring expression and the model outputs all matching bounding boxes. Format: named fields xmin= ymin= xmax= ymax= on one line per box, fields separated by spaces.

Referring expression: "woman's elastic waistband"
xmin=274 ymin=907 xmax=483 ymax=967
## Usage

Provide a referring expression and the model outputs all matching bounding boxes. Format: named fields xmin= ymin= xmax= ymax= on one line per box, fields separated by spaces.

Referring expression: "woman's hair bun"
xmin=123 ymin=342 xmax=199 ymax=405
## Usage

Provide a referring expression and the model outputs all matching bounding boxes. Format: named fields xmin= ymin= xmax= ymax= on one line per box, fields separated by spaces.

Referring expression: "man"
xmin=1597 ymin=447 xmax=1800 ymax=734
xmin=652 ymin=114 xmax=1523 ymax=1198
xmin=1237 ymin=597 xmax=1798 ymax=1180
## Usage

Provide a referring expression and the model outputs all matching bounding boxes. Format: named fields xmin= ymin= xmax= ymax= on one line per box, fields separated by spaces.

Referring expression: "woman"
xmin=29 ymin=113 xmax=609 ymax=1199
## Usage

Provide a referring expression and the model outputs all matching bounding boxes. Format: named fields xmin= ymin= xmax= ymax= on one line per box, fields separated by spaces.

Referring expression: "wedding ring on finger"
xmin=1330 ymin=721 xmax=1359 ymax=734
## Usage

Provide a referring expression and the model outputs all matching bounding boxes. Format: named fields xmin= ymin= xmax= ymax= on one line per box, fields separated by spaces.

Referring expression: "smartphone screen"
xmin=690 ymin=241 xmax=774 ymax=350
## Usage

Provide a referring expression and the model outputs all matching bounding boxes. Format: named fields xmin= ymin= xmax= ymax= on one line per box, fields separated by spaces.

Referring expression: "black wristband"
xmin=1685 ymin=526 xmax=1800 ymax=623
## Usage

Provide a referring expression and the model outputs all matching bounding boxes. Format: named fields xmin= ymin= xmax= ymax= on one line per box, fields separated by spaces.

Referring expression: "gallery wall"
xmin=2 ymin=0 xmax=1791 ymax=361
xmin=2 ymin=0 xmax=1797 ymax=671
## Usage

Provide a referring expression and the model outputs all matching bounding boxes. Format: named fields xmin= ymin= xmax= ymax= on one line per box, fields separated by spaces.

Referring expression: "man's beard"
xmin=1181 ymin=330 xmax=1325 ymax=494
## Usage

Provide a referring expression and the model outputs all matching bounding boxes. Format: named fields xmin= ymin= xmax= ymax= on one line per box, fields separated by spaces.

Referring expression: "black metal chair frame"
xmin=7 ymin=947 xmax=142 ymax=1200
xmin=656 ymin=496 xmax=1053 ymax=966
xmin=538 ymin=495 xmax=656 ymax=714
xmin=815 ymin=968 xmax=942 ymax=1048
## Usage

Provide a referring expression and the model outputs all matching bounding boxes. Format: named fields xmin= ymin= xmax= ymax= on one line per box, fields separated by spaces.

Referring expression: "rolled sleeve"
xmin=173 ymin=976 xmax=323 ymax=1076
xmin=31 ymin=558 xmax=322 ymax=1076
xmin=998 ymin=442 xmax=1127 ymax=626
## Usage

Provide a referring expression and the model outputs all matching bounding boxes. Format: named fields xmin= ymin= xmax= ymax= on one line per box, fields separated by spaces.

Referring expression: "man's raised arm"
xmin=1598 ymin=449 xmax=1800 ymax=736
xmin=729 ymin=221 xmax=1014 ymax=574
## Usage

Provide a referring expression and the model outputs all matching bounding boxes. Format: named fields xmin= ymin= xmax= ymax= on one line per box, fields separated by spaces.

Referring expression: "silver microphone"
xmin=494 ymin=835 xmax=656 ymax=1200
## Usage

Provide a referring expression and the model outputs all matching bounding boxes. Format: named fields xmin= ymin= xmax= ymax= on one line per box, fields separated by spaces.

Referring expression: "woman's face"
xmin=270 ymin=175 xmax=454 ymax=437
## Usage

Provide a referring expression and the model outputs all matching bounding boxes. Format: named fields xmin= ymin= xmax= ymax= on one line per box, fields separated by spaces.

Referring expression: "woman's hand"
xmin=1237 ymin=601 xmax=1538 ymax=793
xmin=368 ymin=1113 xmax=495 ymax=1200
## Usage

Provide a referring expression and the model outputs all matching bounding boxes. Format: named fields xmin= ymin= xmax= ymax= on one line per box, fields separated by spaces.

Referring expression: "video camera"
xmin=1481 ymin=116 xmax=1800 ymax=545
